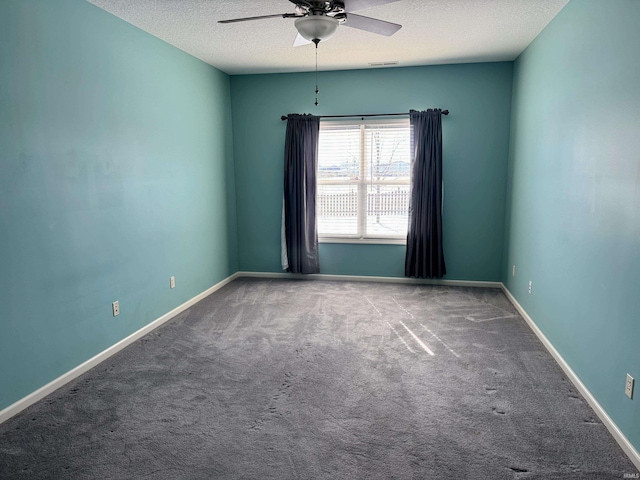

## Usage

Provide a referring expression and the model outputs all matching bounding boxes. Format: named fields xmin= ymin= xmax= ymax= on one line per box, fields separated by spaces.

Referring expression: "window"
xmin=317 ymin=118 xmax=411 ymax=243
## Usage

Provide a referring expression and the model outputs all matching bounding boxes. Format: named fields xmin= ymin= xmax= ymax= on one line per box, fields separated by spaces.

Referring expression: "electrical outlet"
xmin=170 ymin=276 xmax=175 ymax=289
xmin=112 ymin=301 xmax=120 ymax=317
xmin=512 ymin=265 xmax=516 ymax=276
xmin=528 ymin=281 xmax=533 ymax=294
xmin=626 ymin=374 xmax=634 ymax=399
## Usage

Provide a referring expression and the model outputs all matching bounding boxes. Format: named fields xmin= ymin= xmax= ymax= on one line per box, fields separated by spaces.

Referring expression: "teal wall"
xmin=231 ymin=63 xmax=513 ymax=280
xmin=504 ymin=0 xmax=640 ymax=451
xmin=0 ymin=0 xmax=237 ymax=410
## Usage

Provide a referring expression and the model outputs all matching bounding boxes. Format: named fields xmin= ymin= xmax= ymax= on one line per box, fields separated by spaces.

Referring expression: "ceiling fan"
xmin=219 ymin=0 xmax=403 ymax=46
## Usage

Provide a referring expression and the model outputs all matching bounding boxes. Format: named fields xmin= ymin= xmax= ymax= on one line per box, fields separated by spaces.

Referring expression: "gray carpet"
xmin=0 ymin=278 xmax=637 ymax=479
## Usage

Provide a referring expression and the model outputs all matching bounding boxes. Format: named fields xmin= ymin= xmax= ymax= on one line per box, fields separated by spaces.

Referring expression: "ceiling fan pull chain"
xmin=314 ymin=39 xmax=319 ymax=106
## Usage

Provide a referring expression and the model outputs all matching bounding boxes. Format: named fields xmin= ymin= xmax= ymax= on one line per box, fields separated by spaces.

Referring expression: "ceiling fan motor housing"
xmin=293 ymin=0 xmax=345 ymax=14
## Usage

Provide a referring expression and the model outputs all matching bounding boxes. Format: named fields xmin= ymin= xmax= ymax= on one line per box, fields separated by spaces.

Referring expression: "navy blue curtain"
xmin=282 ymin=114 xmax=320 ymax=274
xmin=405 ymin=109 xmax=446 ymax=278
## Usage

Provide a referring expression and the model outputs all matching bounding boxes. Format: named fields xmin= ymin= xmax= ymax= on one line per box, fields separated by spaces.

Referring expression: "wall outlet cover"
xmin=626 ymin=374 xmax=634 ymax=399
xmin=112 ymin=301 xmax=120 ymax=317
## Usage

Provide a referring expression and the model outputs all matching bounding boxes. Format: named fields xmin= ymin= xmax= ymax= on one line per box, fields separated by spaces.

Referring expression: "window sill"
xmin=319 ymin=237 xmax=406 ymax=245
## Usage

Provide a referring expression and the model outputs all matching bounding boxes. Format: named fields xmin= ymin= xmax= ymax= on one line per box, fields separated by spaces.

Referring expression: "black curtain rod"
xmin=280 ymin=110 xmax=449 ymax=121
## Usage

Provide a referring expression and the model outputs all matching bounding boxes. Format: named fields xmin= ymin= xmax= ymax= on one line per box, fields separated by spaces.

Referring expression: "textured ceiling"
xmin=86 ymin=0 xmax=569 ymax=75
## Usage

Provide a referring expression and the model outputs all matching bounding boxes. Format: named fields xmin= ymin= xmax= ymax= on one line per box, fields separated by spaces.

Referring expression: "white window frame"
xmin=317 ymin=117 xmax=411 ymax=245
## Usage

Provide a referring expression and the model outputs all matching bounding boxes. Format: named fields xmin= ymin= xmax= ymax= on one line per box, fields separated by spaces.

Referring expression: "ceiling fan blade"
xmin=218 ymin=13 xmax=296 ymax=24
xmin=343 ymin=0 xmax=403 ymax=13
xmin=343 ymin=13 xmax=401 ymax=36
xmin=293 ymin=33 xmax=312 ymax=47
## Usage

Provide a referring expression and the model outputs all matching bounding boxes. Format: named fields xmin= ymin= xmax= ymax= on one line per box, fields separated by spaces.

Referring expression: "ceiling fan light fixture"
xmin=295 ymin=15 xmax=339 ymax=43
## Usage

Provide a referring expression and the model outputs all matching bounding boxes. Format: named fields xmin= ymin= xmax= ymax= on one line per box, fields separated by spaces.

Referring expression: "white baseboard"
xmin=501 ymin=285 xmax=640 ymax=472
xmin=236 ymin=271 xmax=502 ymax=289
xmin=0 ymin=272 xmax=240 ymax=425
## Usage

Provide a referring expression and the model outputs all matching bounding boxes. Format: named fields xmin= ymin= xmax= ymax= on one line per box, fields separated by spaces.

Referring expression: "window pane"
xmin=318 ymin=126 xmax=360 ymax=181
xmin=317 ymin=184 xmax=358 ymax=236
xmin=364 ymin=125 xmax=411 ymax=182
xmin=366 ymin=184 xmax=410 ymax=237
